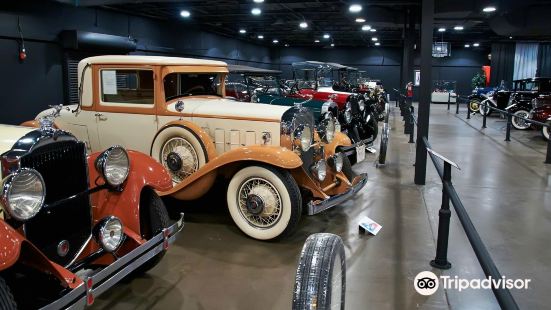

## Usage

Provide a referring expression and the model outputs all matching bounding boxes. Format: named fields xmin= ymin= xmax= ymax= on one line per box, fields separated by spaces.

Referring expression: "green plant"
xmin=471 ymin=72 xmax=486 ymax=89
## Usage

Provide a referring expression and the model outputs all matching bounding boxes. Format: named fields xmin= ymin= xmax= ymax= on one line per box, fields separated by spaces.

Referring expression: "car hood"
xmin=317 ymin=87 xmax=353 ymax=95
xmin=0 ymin=124 xmax=35 ymax=156
xmin=168 ymin=98 xmax=291 ymax=121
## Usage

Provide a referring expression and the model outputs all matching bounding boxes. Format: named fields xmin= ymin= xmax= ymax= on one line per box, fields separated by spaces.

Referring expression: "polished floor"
xmin=93 ymin=104 xmax=551 ymax=310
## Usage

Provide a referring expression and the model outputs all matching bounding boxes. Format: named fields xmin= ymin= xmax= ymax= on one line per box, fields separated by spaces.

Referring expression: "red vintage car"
xmin=530 ymin=96 xmax=551 ymax=140
xmin=0 ymin=111 xmax=183 ymax=308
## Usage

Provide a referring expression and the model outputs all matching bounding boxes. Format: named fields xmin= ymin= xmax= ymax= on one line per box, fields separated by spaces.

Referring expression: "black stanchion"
xmin=482 ymin=111 xmax=487 ymax=128
xmin=456 ymin=98 xmax=460 ymax=114
xmin=409 ymin=106 xmax=415 ymax=143
xmin=430 ymin=162 xmax=453 ymax=270
xmin=447 ymin=93 xmax=451 ymax=111
xmin=505 ymin=114 xmax=512 ymax=142
xmin=546 ymin=132 xmax=551 ymax=164
xmin=404 ymin=103 xmax=412 ymax=135
xmin=467 ymin=100 xmax=471 ymax=119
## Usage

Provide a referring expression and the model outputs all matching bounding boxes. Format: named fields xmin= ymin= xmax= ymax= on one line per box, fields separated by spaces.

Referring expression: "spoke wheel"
xmin=238 ymin=177 xmax=283 ymax=229
xmin=542 ymin=122 xmax=551 ymax=141
xmin=469 ymin=99 xmax=480 ymax=112
xmin=161 ymin=137 xmax=199 ymax=183
xmin=512 ymin=110 xmax=531 ymax=130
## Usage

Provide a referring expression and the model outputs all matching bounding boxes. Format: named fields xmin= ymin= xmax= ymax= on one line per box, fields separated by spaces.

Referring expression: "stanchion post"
xmin=404 ymin=103 xmax=412 ymax=134
xmin=447 ymin=93 xmax=450 ymax=110
xmin=456 ymin=98 xmax=460 ymax=114
xmin=430 ymin=161 xmax=453 ymax=269
xmin=467 ymin=100 xmax=471 ymax=119
xmin=505 ymin=114 xmax=512 ymax=142
xmin=482 ymin=109 xmax=487 ymax=128
xmin=409 ymin=106 xmax=415 ymax=143
xmin=545 ymin=128 xmax=551 ymax=164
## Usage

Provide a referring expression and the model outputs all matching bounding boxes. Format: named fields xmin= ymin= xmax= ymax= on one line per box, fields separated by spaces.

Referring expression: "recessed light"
xmin=253 ymin=0 xmax=264 ymax=3
xmin=454 ymin=26 xmax=464 ymax=30
xmin=509 ymin=36 xmax=513 ymax=39
xmin=285 ymin=43 xmax=290 ymax=47
xmin=180 ymin=10 xmax=191 ymax=18
xmin=355 ymin=18 xmax=366 ymax=23
xmin=371 ymin=37 xmax=378 ymax=41
xmin=251 ymin=8 xmax=261 ymax=15
xmin=314 ymin=39 xmax=320 ymax=43
xmin=331 ymin=43 xmax=335 ymax=47
xmin=323 ymin=34 xmax=330 ymax=39
xmin=464 ymin=44 xmax=470 ymax=47
xmin=299 ymin=22 xmax=308 ymax=29
xmin=273 ymin=39 xmax=279 ymax=44
xmin=349 ymin=4 xmax=362 ymax=13
xmin=438 ymin=27 xmax=446 ymax=32
xmin=362 ymin=25 xmax=371 ymax=31
xmin=239 ymin=29 xmax=247 ymax=34
xmin=473 ymin=42 xmax=480 ymax=47
xmin=257 ymin=35 xmax=264 ymax=39
xmin=370 ymin=28 xmax=376 ymax=32
xmin=482 ymin=6 xmax=496 ymax=12
xmin=375 ymin=42 xmax=380 ymax=46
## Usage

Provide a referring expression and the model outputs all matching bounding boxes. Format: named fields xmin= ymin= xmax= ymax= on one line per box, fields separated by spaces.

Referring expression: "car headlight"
xmin=94 ymin=216 xmax=124 ymax=252
xmin=293 ymin=126 xmax=312 ymax=152
xmin=359 ymin=99 xmax=365 ymax=111
xmin=344 ymin=102 xmax=352 ymax=123
xmin=329 ymin=153 xmax=344 ymax=172
xmin=319 ymin=117 xmax=336 ymax=143
xmin=311 ymin=159 xmax=327 ymax=181
xmin=0 ymin=168 xmax=45 ymax=221
xmin=95 ymin=146 xmax=130 ymax=187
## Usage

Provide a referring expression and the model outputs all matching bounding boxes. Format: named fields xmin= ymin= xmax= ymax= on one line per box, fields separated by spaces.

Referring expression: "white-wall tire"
xmin=227 ymin=165 xmax=301 ymax=240
xmin=542 ymin=122 xmax=551 ymax=141
xmin=151 ymin=126 xmax=207 ymax=184
xmin=511 ymin=110 xmax=530 ymax=130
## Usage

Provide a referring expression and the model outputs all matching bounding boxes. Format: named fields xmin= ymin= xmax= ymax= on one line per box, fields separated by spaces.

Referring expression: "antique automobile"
xmin=28 ymin=56 xmax=367 ymax=241
xmin=504 ymin=77 xmax=551 ymax=130
xmin=1 ymin=109 xmax=183 ymax=309
xmin=468 ymin=86 xmax=495 ymax=112
xmin=529 ymin=96 xmax=551 ymax=140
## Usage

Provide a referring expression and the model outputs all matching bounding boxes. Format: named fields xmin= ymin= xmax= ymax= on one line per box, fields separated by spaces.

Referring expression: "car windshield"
xmin=164 ymin=73 xmax=222 ymax=100
xmin=247 ymin=76 xmax=282 ymax=95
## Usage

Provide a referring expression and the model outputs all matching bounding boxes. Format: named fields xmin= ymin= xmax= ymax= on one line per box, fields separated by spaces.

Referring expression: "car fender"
xmin=160 ymin=145 xmax=302 ymax=200
xmin=19 ymin=120 xmax=60 ymax=129
xmin=325 ymin=132 xmax=352 ymax=156
xmin=0 ymin=220 xmax=80 ymax=288
xmin=88 ymin=150 xmax=172 ymax=238
xmin=152 ymin=120 xmax=217 ymax=160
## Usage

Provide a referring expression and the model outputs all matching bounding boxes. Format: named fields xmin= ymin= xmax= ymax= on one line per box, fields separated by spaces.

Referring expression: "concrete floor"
xmin=92 ymin=104 xmax=551 ymax=310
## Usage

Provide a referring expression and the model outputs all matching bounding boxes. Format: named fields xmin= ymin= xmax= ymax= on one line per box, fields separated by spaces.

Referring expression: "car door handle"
xmin=95 ymin=113 xmax=108 ymax=121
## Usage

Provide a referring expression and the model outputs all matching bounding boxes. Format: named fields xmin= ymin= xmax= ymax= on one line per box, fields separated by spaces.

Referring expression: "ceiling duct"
xmin=59 ymin=30 xmax=137 ymax=52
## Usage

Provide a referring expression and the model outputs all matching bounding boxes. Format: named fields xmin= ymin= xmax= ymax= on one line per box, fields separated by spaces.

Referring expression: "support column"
xmin=400 ymin=9 xmax=415 ymax=91
xmin=414 ymin=0 xmax=434 ymax=185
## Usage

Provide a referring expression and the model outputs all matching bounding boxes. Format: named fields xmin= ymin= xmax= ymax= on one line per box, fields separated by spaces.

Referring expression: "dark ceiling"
xmin=54 ymin=0 xmax=551 ymax=48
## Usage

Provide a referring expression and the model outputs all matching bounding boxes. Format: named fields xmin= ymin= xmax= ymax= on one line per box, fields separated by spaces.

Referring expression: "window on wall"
xmin=101 ymin=69 xmax=154 ymax=105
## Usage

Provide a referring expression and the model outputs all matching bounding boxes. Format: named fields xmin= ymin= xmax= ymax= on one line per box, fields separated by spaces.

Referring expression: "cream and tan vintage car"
xmin=28 ymin=55 xmax=367 ymax=240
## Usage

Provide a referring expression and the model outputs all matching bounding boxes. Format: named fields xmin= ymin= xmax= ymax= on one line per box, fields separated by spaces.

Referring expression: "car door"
xmin=95 ymin=67 xmax=158 ymax=153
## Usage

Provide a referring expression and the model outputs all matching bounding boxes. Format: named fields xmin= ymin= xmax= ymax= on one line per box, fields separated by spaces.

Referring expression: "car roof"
xmin=227 ymin=64 xmax=282 ymax=75
xmin=80 ymin=55 xmax=228 ymax=67
xmin=513 ymin=77 xmax=551 ymax=82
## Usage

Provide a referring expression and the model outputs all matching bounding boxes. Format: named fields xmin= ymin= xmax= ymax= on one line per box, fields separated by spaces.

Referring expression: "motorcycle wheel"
xmin=469 ymin=99 xmax=480 ymax=113
xmin=511 ymin=110 xmax=531 ymax=130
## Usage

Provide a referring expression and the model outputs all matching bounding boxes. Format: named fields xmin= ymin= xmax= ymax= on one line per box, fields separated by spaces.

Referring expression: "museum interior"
xmin=0 ymin=0 xmax=550 ymax=309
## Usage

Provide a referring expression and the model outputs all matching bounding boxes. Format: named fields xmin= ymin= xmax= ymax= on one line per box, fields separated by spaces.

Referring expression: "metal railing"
xmin=459 ymin=95 xmax=551 ymax=164
xmin=396 ymin=92 xmax=520 ymax=310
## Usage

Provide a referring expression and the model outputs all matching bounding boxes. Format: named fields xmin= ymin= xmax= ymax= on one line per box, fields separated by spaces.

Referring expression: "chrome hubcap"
xmin=238 ymin=178 xmax=282 ymax=228
xmin=161 ymin=137 xmax=199 ymax=183
xmin=514 ymin=112 xmax=529 ymax=128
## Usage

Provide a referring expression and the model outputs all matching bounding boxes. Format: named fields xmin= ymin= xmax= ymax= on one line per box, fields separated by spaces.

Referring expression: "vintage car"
xmin=28 ymin=56 xmax=367 ymax=241
xmin=1 ymin=110 xmax=183 ymax=309
xmin=529 ymin=95 xmax=551 ymax=140
xmin=504 ymin=77 xmax=551 ymax=130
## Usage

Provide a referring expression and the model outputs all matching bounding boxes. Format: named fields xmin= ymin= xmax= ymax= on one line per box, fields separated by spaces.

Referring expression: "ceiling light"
xmin=180 ymin=10 xmax=191 ymax=18
xmin=482 ymin=6 xmax=496 ymax=12
xmin=464 ymin=44 xmax=470 ymax=47
xmin=509 ymin=36 xmax=513 ymax=39
xmin=285 ymin=43 xmax=290 ymax=47
xmin=257 ymin=35 xmax=264 ymax=39
xmin=251 ymin=8 xmax=261 ymax=15
xmin=362 ymin=25 xmax=371 ymax=31
xmin=331 ymin=43 xmax=335 ymax=47
xmin=473 ymin=42 xmax=480 ymax=47
xmin=253 ymin=0 xmax=264 ymax=2
xmin=355 ymin=18 xmax=366 ymax=23
xmin=239 ymin=29 xmax=247 ymax=34
xmin=454 ymin=26 xmax=464 ymax=30
xmin=314 ymin=39 xmax=320 ymax=43
xmin=272 ymin=39 xmax=279 ymax=43
xmin=323 ymin=34 xmax=330 ymax=39
xmin=370 ymin=28 xmax=376 ymax=32
xmin=438 ymin=27 xmax=446 ymax=32
xmin=375 ymin=42 xmax=380 ymax=46
xmin=349 ymin=4 xmax=362 ymax=13
xmin=299 ymin=22 xmax=308 ymax=29
xmin=371 ymin=37 xmax=378 ymax=41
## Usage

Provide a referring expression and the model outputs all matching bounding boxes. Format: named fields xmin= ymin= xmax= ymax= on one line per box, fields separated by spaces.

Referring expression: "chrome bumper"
xmin=340 ymin=137 xmax=374 ymax=157
xmin=40 ymin=213 xmax=185 ymax=310
xmin=307 ymin=173 xmax=368 ymax=215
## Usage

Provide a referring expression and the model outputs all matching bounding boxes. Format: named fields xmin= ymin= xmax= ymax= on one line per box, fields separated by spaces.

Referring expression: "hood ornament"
xmin=39 ymin=104 xmax=63 ymax=135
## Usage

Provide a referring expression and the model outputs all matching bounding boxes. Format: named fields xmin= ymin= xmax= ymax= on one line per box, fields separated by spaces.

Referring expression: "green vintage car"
xmin=225 ymin=64 xmax=339 ymax=122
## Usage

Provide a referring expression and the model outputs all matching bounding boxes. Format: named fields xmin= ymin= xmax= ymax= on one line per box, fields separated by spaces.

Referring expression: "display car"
xmin=529 ymin=95 xmax=551 ymax=140
xmin=503 ymin=77 xmax=551 ymax=130
xmin=468 ymin=86 xmax=495 ymax=112
xmin=1 ymin=109 xmax=184 ymax=309
xmin=431 ymin=80 xmax=457 ymax=103
xmin=27 ymin=56 xmax=367 ymax=241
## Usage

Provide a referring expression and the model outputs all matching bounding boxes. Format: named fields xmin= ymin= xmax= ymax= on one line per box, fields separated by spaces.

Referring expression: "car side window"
xmin=101 ymin=69 xmax=154 ymax=105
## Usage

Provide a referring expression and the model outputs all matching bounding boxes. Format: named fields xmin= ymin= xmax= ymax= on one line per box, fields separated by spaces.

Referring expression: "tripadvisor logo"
xmin=414 ymin=271 xmax=531 ymax=296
